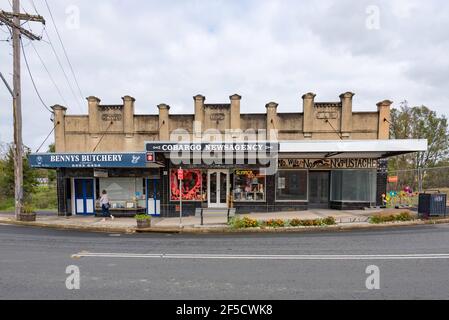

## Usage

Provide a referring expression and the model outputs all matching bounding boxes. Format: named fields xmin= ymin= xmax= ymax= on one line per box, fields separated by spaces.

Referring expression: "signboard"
xmin=145 ymin=142 xmax=278 ymax=153
xmin=387 ymin=176 xmax=399 ymax=183
xmin=94 ymin=169 xmax=108 ymax=178
xmin=146 ymin=152 xmax=155 ymax=162
xmin=278 ymin=158 xmax=378 ymax=169
xmin=29 ymin=152 xmax=147 ymax=168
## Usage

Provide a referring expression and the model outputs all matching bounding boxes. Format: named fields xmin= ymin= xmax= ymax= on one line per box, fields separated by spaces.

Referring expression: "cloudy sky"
xmin=0 ymin=0 xmax=448 ymax=151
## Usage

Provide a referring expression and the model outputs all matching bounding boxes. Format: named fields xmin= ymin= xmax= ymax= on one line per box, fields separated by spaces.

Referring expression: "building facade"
xmin=30 ymin=92 xmax=427 ymax=217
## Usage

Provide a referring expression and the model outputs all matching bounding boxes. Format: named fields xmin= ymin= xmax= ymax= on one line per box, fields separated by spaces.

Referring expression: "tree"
xmin=0 ymin=144 xmax=39 ymax=200
xmin=390 ymin=101 xmax=449 ymax=170
xmin=389 ymin=101 xmax=449 ymax=192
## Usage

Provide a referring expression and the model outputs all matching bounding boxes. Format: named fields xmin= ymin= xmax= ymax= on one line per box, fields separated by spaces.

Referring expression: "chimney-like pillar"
xmin=51 ymin=105 xmax=67 ymax=152
xmin=193 ymin=94 xmax=205 ymax=137
xmin=122 ymin=95 xmax=135 ymax=137
xmin=340 ymin=92 xmax=354 ymax=139
xmin=230 ymin=94 xmax=241 ymax=131
xmin=158 ymin=103 xmax=170 ymax=141
xmin=87 ymin=96 xmax=101 ymax=137
xmin=265 ymin=102 xmax=278 ymax=140
xmin=302 ymin=92 xmax=316 ymax=139
xmin=377 ymin=100 xmax=393 ymax=139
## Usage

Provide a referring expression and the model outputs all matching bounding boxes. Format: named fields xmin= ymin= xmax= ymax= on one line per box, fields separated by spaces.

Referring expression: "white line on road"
xmin=71 ymin=252 xmax=449 ymax=260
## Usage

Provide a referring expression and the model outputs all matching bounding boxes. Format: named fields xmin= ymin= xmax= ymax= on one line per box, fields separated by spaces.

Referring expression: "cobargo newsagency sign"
xmin=145 ymin=142 xmax=279 ymax=153
xmin=29 ymin=153 xmax=147 ymax=168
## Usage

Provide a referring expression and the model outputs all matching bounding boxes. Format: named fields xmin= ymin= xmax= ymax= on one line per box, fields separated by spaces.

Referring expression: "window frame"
xmin=330 ymin=169 xmax=377 ymax=203
xmin=232 ymin=168 xmax=266 ymax=202
xmin=275 ymin=169 xmax=309 ymax=202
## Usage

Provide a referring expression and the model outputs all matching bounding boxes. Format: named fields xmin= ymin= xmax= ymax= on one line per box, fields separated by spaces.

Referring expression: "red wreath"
xmin=171 ymin=169 xmax=202 ymax=200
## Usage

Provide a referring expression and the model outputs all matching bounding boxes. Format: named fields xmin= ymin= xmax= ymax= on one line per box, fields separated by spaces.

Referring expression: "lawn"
xmin=0 ymin=185 xmax=57 ymax=212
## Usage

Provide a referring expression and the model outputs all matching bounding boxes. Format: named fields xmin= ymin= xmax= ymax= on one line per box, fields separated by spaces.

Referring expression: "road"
xmin=1 ymin=223 xmax=449 ymax=299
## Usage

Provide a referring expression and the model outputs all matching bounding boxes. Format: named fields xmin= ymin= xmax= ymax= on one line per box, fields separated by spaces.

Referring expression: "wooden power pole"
xmin=0 ymin=0 xmax=45 ymax=219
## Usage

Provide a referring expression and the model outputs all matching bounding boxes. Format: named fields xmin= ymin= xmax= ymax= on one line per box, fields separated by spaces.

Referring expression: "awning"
xmin=279 ymin=139 xmax=427 ymax=158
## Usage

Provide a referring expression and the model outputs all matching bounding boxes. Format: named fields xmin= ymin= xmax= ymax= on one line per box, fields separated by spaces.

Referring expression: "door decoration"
xmin=170 ymin=169 xmax=203 ymax=200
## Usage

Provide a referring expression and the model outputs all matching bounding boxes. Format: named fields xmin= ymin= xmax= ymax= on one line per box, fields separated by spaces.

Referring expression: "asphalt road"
xmin=1 ymin=223 xmax=449 ymax=299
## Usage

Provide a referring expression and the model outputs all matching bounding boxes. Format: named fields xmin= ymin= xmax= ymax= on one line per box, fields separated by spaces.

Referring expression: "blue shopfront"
xmin=29 ymin=152 xmax=164 ymax=217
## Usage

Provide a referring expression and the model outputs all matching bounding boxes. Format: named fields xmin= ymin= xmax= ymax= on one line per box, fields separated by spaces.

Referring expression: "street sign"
xmin=388 ymin=176 xmax=398 ymax=183
xmin=146 ymin=152 xmax=155 ymax=162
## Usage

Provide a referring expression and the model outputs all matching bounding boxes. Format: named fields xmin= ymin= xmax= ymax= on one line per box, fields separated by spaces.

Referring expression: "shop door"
xmin=74 ymin=178 xmax=95 ymax=215
xmin=309 ymin=171 xmax=330 ymax=208
xmin=208 ymin=170 xmax=229 ymax=208
xmin=146 ymin=179 xmax=160 ymax=216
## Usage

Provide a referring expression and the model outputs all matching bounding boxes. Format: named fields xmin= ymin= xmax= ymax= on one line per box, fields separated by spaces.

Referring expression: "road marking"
xmin=71 ymin=252 xmax=449 ymax=260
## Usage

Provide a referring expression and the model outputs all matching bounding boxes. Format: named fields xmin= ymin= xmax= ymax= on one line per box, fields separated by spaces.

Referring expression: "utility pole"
xmin=0 ymin=1 xmax=45 ymax=219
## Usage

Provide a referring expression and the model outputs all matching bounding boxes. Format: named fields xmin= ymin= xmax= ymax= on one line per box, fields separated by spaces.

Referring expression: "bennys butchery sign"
xmin=29 ymin=153 xmax=147 ymax=168
xmin=278 ymin=158 xmax=379 ymax=169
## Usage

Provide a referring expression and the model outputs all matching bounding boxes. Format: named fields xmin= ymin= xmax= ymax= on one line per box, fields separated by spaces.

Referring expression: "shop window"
xmin=170 ymin=169 xmax=206 ymax=201
xmin=331 ymin=170 xmax=376 ymax=202
xmin=99 ymin=178 xmax=146 ymax=209
xmin=276 ymin=170 xmax=307 ymax=201
xmin=233 ymin=169 xmax=265 ymax=202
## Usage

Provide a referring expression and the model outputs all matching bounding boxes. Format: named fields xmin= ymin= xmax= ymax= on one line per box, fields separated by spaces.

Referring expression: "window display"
xmin=170 ymin=169 xmax=206 ymax=201
xmin=276 ymin=170 xmax=308 ymax=201
xmin=331 ymin=170 xmax=376 ymax=202
xmin=98 ymin=177 xmax=146 ymax=209
xmin=233 ymin=169 xmax=265 ymax=201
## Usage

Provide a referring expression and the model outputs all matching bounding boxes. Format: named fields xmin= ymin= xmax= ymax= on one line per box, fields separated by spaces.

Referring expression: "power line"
xmin=35 ymin=120 xmax=58 ymax=153
xmin=42 ymin=28 xmax=83 ymax=112
xmin=44 ymin=0 xmax=84 ymax=103
xmin=30 ymin=41 xmax=69 ymax=107
xmin=28 ymin=0 xmax=83 ymax=112
xmin=20 ymin=37 xmax=52 ymax=113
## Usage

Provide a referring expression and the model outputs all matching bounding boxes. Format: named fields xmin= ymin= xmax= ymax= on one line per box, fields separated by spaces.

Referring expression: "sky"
xmin=0 ymin=0 xmax=448 ymax=151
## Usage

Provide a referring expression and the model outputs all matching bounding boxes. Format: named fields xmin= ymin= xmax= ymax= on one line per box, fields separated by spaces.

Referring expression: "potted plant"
xmin=135 ymin=214 xmax=151 ymax=228
xmin=18 ymin=203 xmax=37 ymax=222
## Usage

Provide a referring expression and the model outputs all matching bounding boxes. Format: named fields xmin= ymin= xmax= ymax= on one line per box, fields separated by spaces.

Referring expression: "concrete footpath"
xmin=1 ymin=208 xmax=449 ymax=234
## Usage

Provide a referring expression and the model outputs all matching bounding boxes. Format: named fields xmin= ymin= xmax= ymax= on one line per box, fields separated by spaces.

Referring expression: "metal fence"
xmin=386 ymin=166 xmax=449 ymax=208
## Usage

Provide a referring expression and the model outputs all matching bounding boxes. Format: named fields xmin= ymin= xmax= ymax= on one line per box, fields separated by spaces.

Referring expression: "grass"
xmin=0 ymin=185 xmax=57 ymax=212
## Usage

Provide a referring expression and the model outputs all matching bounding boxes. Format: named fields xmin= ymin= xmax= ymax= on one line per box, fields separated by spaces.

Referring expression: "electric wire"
xmin=20 ymin=37 xmax=53 ymax=113
xmin=35 ymin=120 xmax=58 ymax=153
xmin=44 ymin=0 xmax=84 ymax=102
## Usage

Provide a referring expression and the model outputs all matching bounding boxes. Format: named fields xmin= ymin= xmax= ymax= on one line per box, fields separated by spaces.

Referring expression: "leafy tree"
xmin=388 ymin=101 xmax=449 ymax=191
xmin=390 ymin=101 xmax=449 ymax=170
xmin=0 ymin=144 xmax=39 ymax=200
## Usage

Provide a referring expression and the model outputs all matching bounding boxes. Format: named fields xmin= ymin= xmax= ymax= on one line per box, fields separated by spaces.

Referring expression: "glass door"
xmin=74 ymin=178 xmax=95 ymax=215
xmin=308 ymin=171 xmax=330 ymax=208
xmin=208 ymin=170 xmax=229 ymax=208
xmin=146 ymin=179 xmax=161 ymax=216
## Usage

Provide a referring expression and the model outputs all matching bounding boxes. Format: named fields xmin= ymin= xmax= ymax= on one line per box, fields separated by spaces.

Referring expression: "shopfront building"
xmin=29 ymin=92 xmax=427 ymax=216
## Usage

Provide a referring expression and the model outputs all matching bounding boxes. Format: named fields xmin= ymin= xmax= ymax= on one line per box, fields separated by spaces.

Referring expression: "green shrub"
xmin=22 ymin=203 xmax=35 ymax=214
xmin=135 ymin=214 xmax=151 ymax=221
xmin=396 ymin=211 xmax=414 ymax=221
xmin=321 ymin=216 xmax=336 ymax=225
xmin=263 ymin=219 xmax=285 ymax=228
xmin=369 ymin=212 xmax=415 ymax=224
xmin=0 ymin=197 xmax=14 ymax=211
xmin=229 ymin=216 xmax=259 ymax=229
xmin=289 ymin=218 xmax=303 ymax=227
